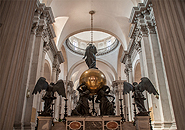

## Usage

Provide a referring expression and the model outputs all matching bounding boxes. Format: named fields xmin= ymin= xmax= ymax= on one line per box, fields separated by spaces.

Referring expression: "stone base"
xmin=135 ymin=116 xmax=150 ymax=130
xmin=122 ymin=122 xmax=136 ymax=130
xmin=66 ymin=116 xmax=122 ymax=130
xmin=52 ymin=122 xmax=66 ymax=130
xmin=37 ymin=116 xmax=53 ymax=130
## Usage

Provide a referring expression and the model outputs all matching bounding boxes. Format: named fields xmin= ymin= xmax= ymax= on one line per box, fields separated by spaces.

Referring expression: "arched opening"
xmin=44 ymin=60 xmax=51 ymax=82
xmin=134 ymin=62 xmax=141 ymax=83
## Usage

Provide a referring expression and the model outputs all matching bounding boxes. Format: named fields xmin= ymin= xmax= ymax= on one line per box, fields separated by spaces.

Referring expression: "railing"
xmin=65 ymin=38 xmax=119 ymax=56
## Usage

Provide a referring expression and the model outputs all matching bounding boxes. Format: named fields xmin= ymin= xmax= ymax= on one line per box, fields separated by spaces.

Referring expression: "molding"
xmin=43 ymin=7 xmax=55 ymax=24
xmin=56 ymin=51 xmax=65 ymax=64
xmin=47 ymin=24 xmax=56 ymax=39
xmin=49 ymin=39 xmax=58 ymax=55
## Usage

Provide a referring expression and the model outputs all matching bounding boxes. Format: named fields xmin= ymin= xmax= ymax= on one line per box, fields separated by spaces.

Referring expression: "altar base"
xmin=66 ymin=116 xmax=122 ymax=130
xmin=37 ymin=116 xmax=53 ymax=130
xmin=135 ymin=116 xmax=150 ymax=130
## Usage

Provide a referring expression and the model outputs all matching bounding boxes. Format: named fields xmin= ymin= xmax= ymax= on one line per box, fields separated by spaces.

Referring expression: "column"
xmin=52 ymin=61 xmax=60 ymax=121
xmin=23 ymin=13 xmax=46 ymax=129
xmin=38 ymin=44 xmax=50 ymax=112
xmin=0 ymin=0 xmax=37 ymax=129
xmin=128 ymin=66 xmax=134 ymax=121
xmin=14 ymin=12 xmax=40 ymax=129
xmin=147 ymin=17 xmax=176 ymax=128
xmin=151 ymin=0 xmax=185 ymax=129
xmin=124 ymin=67 xmax=129 ymax=121
xmin=139 ymin=18 xmax=165 ymax=129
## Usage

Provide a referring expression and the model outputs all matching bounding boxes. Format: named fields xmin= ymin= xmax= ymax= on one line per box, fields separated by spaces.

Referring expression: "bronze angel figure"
xmin=123 ymin=77 xmax=159 ymax=115
xmin=32 ymin=77 xmax=66 ymax=116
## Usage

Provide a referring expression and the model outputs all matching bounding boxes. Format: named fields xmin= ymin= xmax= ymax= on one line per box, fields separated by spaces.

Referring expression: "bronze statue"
xmin=123 ymin=77 xmax=159 ymax=115
xmin=32 ymin=77 xmax=66 ymax=116
xmin=83 ymin=43 xmax=98 ymax=69
xmin=95 ymin=85 xmax=115 ymax=115
xmin=71 ymin=83 xmax=91 ymax=116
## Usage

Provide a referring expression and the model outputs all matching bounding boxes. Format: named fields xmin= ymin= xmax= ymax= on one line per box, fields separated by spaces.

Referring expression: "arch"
xmin=133 ymin=59 xmax=141 ymax=83
xmin=44 ymin=59 xmax=52 ymax=82
xmin=117 ymin=45 xmax=124 ymax=79
xmin=58 ymin=28 xmax=127 ymax=51
xmin=67 ymin=59 xmax=117 ymax=89
xmin=60 ymin=45 xmax=68 ymax=79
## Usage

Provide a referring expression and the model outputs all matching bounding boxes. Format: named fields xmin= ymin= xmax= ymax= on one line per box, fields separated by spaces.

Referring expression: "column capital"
xmin=52 ymin=62 xmax=59 ymax=70
xmin=31 ymin=22 xmax=39 ymax=35
xmin=147 ymin=19 xmax=156 ymax=34
xmin=139 ymin=24 xmax=148 ymax=37
xmin=36 ymin=25 xmax=46 ymax=37
xmin=134 ymin=40 xmax=142 ymax=53
xmin=43 ymin=43 xmax=50 ymax=53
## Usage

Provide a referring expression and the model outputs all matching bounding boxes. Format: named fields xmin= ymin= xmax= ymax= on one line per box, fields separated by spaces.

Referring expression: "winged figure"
xmin=32 ymin=77 xmax=66 ymax=116
xmin=123 ymin=77 xmax=159 ymax=115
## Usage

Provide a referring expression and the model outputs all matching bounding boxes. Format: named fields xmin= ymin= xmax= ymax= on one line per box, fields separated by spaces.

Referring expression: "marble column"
xmin=52 ymin=61 xmax=60 ymax=121
xmin=0 ymin=0 xmax=37 ymax=129
xmin=22 ymin=16 xmax=46 ymax=129
xmin=14 ymin=14 xmax=40 ymax=129
xmin=151 ymin=0 xmax=185 ymax=129
xmin=38 ymin=44 xmax=50 ymax=112
xmin=115 ymin=87 xmax=120 ymax=115
xmin=147 ymin=19 xmax=176 ymax=128
xmin=128 ymin=67 xmax=134 ymax=121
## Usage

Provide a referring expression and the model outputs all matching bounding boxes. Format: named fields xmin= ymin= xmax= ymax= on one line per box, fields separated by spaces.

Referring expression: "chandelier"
xmin=89 ymin=10 xmax=95 ymax=44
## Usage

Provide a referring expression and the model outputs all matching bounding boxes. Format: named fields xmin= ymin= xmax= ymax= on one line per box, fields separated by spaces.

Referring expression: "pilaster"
xmin=14 ymin=10 xmax=41 ymax=130
xmin=0 ymin=0 xmax=37 ymax=129
xmin=122 ymin=1 xmax=177 ymax=129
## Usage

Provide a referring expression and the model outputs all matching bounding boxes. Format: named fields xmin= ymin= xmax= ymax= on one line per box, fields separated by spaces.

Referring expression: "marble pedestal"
xmin=37 ymin=116 xmax=53 ymax=130
xmin=66 ymin=116 xmax=122 ymax=130
xmin=135 ymin=116 xmax=150 ymax=130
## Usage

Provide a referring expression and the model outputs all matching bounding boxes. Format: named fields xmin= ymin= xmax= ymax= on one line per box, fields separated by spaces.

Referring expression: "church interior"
xmin=0 ymin=0 xmax=185 ymax=130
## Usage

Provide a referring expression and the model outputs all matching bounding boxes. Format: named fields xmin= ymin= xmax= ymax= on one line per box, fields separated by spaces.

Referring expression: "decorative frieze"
xmin=121 ymin=1 xmax=155 ymax=64
xmin=47 ymin=24 xmax=56 ymax=39
xmin=43 ymin=7 xmax=55 ymax=24
xmin=49 ymin=39 xmax=58 ymax=55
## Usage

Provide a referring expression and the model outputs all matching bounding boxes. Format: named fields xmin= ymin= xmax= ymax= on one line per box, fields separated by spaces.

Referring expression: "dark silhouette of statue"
xmin=132 ymin=82 xmax=147 ymax=113
xmin=32 ymin=77 xmax=66 ymax=116
xmin=83 ymin=43 xmax=98 ymax=69
xmin=71 ymin=83 xmax=91 ymax=116
xmin=95 ymin=85 xmax=115 ymax=115
xmin=123 ymin=77 xmax=159 ymax=115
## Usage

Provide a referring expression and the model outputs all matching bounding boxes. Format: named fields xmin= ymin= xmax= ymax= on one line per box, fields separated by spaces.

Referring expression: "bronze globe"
xmin=79 ymin=68 xmax=106 ymax=95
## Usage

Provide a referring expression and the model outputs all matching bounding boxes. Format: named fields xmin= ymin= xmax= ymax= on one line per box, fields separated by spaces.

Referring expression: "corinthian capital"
xmin=139 ymin=24 xmax=148 ymax=37
xmin=31 ymin=22 xmax=38 ymax=34
xmin=43 ymin=43 xmax=50 ymax=53
xmin=147 ymin=19 xmax=156 ymax=34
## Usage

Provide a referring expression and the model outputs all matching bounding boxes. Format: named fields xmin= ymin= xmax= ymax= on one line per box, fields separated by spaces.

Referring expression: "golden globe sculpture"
xmin=79 ymin=68 xmax=106 ymax=95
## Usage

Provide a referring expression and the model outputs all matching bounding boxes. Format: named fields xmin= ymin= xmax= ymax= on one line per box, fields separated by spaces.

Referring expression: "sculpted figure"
xmin=95 ymin=85 xmax=115 ymax=115
xmin=132 ymin=82 xmax=147 ymax=113
xmin=123 ymin=77 xmax=159 ymax=115
xmin=32 ymin=77 xmax=66 ymax=116
xmin=71 ymin=83 xmax=91 ymax=116
xmin=83 ymin=43 xmax=97 ymax=69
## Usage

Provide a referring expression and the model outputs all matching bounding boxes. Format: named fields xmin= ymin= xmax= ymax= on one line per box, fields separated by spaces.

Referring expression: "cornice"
xmin=43 ymin=7 xmax=55 ymax=24
xmin=47 ymin=24 xmax=56 ymax=39
xmin=48 ymin=39 xmax=58 ymax=55
xmin=56 ymin=51 xmax=65 ymax=64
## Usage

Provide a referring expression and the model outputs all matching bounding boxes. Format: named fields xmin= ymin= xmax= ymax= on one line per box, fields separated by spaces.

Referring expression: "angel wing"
xmin=123 ymin=81 xmax=133 ymax=95
xmin=138 ymin=77 xmax=159 ymax=95
xmin=53 ymin=79 xmax=66 ymax=97
xmin=32 ymin=77 xmax=48 ymax=94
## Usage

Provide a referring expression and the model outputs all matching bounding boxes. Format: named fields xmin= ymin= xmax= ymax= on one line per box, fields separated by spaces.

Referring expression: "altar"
xmin=66 ymin=116 xmax=122 ymax=130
